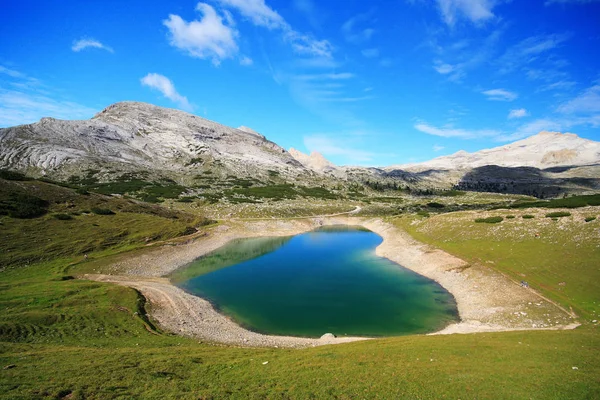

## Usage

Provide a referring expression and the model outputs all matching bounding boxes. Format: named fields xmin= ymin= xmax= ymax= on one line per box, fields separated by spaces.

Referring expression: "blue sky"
xmin=1 ymin=0 xmax=599 ymax=166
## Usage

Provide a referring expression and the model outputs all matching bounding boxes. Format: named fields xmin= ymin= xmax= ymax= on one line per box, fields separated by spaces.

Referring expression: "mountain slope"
xmin=0 ymin=102 xmax=306 ymax=182
xmin=389 ymin=131 xmax=600 ymax=171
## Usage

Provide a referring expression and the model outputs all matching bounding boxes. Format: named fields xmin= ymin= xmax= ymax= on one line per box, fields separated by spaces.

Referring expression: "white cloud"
xmin=342 ymin=14 xmax=375 ymax=44
xmin=240 ymin=56 xmax=253 ymax=66
xmin=164 ymin=3 xmax=238 ymax=66
xmin=415 ymin=122 xmax=500 ymax=139
xmin=437 ymin=0 xmax=496 ymax=26
xmin=216 ymin=0 xmax=332 ymax=59
xmin=508 ymin=108 xmax=529 ymax=119
xmin=286 ymin=32 xmax=334 ymax=58
xmin=216 ymin=0 xmax=287 ymax=29
xmin=0 ymin=89 xmax=96 ymax=127
xmin=482 ymin=88 xmax=518 ymax=101
xmin=433 ymin=145 xmax=445 ymax=152
xmin=557 ymin=84 xmax=600 ymax=114
xmin=361 ymin=48 xmax=379 ymax=58
xmin=72 ymin=38 xmax=114 ymax=53
xmin=433 ymin=62 xmax=454 ymax=74
xmin=304 ymin=135 xmax=376 ymax=163
xmin=140 ymin=73 xmax=193 ymax=111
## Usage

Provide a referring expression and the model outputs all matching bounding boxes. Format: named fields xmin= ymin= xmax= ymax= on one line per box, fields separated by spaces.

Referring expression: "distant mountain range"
xmin=1 ymin=101 xmax=599 ymax=198
xmin=388 ymin=131 xmax=600 ymax=171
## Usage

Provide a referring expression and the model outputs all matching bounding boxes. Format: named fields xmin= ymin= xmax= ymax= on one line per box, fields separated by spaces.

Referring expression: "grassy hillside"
xmin=394 ymin=207 xmax=600 ymax=320
xmin=0 ymin=177 xmax=212 ymax=270
xmin=1 ymin=177 xmax=599 ymax=398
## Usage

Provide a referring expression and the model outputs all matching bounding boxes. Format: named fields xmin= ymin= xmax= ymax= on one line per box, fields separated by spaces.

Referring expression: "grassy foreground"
xmin=1 ymin=179 xmax=600 ymax=398
xmin=1 ymin=259 xmax=599 ymax=399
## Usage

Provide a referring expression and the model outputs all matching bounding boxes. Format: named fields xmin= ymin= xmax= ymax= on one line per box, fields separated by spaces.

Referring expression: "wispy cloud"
xmin=0 ymin=90 xmax=96 ymax=127
xmin=545 ymin=0 xmax=600 ymax=4
xmin=537 ymin=80 xmax=577 ymax=92
xmin=433 ymin=62 xmax=455 ymax=75
xmin=293 ymin=0 xmax=322 ymax=28
xmin=239 ymin=56 xmax=253 ymax=66
xmin=164 ymin=3 xmax=238 ymax=66
xmin=496 ymin=119 xmax=563 ymax=142
xmin=437 ymin=0 xmax=496 ymax=27
xmin=499 ymin=33 xmax=571 ymax=73
xmin=433 ymin=144 xmax=445 ymax=152
xmin=342 ymin=13 xmax=375 ymax=44
xmin=0 ymin=67 xmax=95 ymax=127
xmin=415 ymin=122 xmax=500 ymax=139
xmin=72 ymin=38 xmax=114 ymax=53
xmin=216 ymin=0 xmax=333 ymax=59
xmin=297 ymin=73 xmax=355 ymax=81
xmin=482 ymin=88 xmax=518 ymax=101
xmin=508 ymin=108 xmax=529 ymax=119
xmin=556 ymin=84 xmax=600 ymax=114
xmin=361 ymin=48 xmax=379 ymax=58
xmin=431 ymin=28 xmax=503 ymax=82
xmin=216 ymin=0 xmax=286 ymax=29
xmin=0 ymin=66 xmax=26 ymax=78
xmin=140 ymin=73 xmax=193 ymax=111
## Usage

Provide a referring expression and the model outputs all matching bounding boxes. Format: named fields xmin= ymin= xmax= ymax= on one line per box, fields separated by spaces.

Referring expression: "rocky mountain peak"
xmin=289 ymin=148 xmax=337 ymax=173
xmin=0 ymin=101 xmax=305 ymax=180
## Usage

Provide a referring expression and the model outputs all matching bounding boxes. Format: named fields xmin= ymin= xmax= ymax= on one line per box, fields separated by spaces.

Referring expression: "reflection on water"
xmin=169 ymin=236 xmax=291 ymax=284
xmin=171 ymin=226 xmax=459 ymax=338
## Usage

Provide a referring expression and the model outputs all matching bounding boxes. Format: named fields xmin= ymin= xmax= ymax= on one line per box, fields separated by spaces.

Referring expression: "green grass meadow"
xmin=1 ymin=178 xmax=600 ymax=398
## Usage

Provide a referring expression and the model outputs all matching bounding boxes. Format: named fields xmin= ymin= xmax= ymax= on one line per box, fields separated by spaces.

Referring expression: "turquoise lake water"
xmin=170 ymin=226 xmax=459 ymax=338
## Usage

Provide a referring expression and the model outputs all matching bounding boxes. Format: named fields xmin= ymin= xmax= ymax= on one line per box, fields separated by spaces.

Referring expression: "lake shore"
xmin=83 ymin=216 xmax=579 ymax=348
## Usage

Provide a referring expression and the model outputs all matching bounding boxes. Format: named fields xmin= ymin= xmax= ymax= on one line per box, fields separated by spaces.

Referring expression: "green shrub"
xmin=417 ymin=211 xmax=430 ymax=217
xmin=545 ymin=211 xmax=571 ymax=218
xmin=0 ymin=169 xmax=31 ymax=181
xmin=506 ymin=215 xmax=515 ymax=219
xmin=138 ymin=194 xmax=162 ymax=203
xmin=75 ymin=187 xmax=90 ymax=195
xmin=180 ymin=226 xmax=197 ymax=236
xmin=52 ymin=213 xmax=73 ymax=220
xmin=522 ymin=215 xmax=535 ymax=219
xmin=585 ymin=216 xmax=596 ymax=222
xmin=0 ymin=193 xmax=49 ymax=218
xmin=475 ymin=216 xmax=503 ymax=224
xmin=427 ymin=202 xmax=445 ymax=209
xmin=91 ymin=207 xmax=115 ymax=215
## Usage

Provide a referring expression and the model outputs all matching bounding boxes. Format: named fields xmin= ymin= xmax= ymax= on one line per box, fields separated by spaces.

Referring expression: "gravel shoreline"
xmin=83 ymin=217 xmax=579 ymax=348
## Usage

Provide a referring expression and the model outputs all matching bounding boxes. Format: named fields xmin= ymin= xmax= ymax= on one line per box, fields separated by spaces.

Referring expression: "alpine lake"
xmin=169 ymin=226 xmax=459 ymax=338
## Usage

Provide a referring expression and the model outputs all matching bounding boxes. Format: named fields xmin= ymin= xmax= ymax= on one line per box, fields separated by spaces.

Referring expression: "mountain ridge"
xmin=1 ymin=101 xmax=599 ymax=198
xmin=389 ymin=131 xmax=600 ymax=171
